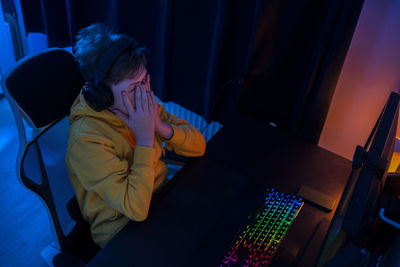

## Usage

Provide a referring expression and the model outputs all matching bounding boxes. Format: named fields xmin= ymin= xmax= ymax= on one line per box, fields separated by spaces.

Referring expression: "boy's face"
xmin=109 ymin=66 xmax=149 ymax=116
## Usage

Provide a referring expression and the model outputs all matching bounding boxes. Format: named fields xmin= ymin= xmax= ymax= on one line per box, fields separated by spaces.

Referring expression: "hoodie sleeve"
xmin=158 ymin=104 xmax=206 ymax=157
xmin=67 ymin=135 xmax=155 ymax=221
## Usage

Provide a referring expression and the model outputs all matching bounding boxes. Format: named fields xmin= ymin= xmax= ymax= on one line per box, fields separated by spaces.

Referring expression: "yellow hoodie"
xmin=65 ymin=92 xmax=206 ymax=247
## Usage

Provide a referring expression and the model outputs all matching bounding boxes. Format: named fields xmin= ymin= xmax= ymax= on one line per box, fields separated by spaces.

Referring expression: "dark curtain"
xmin=19 ymin=0 xmax=364 ymax=143
xmin=240 ymin=0 xmax=364 ymax=143
xmin=20 ymin=0 xmax=259 ymax=123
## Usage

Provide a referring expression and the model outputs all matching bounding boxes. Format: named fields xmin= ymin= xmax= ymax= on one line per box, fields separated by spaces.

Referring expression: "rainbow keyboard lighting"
xmin=221 ymin=188 xmax=303 ymax=267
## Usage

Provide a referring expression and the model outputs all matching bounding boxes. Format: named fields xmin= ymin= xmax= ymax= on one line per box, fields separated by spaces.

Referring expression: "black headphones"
xmin=83 ymin=38 xmax=137 ymax=112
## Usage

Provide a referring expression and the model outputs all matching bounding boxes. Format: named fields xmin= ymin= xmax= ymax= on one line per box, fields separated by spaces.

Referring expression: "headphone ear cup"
xmin=83 ymin=82 xmax=114 ymax=112
xmin=97 ymin=81 xmax=115 ymax=110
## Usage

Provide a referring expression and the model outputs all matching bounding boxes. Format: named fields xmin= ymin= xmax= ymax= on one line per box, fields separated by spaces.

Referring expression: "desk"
xmin=88 ymin=113 xmax=352 ymax=267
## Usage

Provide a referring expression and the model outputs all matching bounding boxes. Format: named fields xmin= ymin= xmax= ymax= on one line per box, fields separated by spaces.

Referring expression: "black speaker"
xmin=82 ymin=81 xmax=114 ymax=112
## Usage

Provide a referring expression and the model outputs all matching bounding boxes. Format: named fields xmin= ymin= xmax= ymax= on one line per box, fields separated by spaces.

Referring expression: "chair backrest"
xmin=1 ymin=48 xmax=97 ymax=260
xmin=3 ymin=48 xmax=82 ymax=129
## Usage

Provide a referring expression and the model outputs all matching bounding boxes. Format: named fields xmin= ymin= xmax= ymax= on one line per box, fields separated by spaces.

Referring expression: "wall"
xmin=319 ymin=0 xmax=400 ymax=161
xmin=0 ymin=2 xmax=16 ymax=83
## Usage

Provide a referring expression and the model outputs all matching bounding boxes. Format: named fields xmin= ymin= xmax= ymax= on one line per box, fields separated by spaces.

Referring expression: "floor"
xmin=0 ymin=96 xmax=51 ymax=266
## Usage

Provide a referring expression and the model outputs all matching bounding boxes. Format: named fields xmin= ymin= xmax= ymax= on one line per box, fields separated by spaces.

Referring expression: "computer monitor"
xmin=317 ymin=91 xmax=400 ymax=265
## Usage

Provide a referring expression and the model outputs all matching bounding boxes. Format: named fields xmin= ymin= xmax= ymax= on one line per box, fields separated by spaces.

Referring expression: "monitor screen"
xmin=317 ymin=91 xmax=400 ymax=265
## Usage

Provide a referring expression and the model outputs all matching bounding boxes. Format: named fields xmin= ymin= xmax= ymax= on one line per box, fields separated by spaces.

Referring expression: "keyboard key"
xmin=221 ymin=188 xmax=303 ymax=266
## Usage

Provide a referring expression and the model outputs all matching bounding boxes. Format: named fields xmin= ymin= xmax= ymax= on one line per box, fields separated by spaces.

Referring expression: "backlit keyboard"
xmin=221 ymin=188 xmax=303 ymax=266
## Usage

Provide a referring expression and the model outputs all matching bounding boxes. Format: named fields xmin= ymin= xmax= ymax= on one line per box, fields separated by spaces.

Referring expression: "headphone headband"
xmin=92 ymin=38 xmax=136 ymax=83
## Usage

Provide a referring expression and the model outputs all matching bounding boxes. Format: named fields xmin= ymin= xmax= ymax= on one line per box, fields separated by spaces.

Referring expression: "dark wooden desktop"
xmin=88 ymin=113 xmax=352 ymax=267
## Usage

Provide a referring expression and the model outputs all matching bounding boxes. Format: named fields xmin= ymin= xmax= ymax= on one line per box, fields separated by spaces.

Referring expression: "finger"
xmin=122 ymin=91 xmax=135 ymax=116
xmin=150 ymin=91 xmax=158 ymax=113
xmin=140 ymin=86 xmax=147 ymax=112
xmin=130 ymin=89 xmax=136 ymax=110
xmin=142 ymin=86 xmax=149 ymax=113
xmin=147 ymin=91 xmax=153 ymax=113
xmin=145 ymin=74 xmax=150 ymax=91
xmin=135 ymin=86 xmax=144 ymax=111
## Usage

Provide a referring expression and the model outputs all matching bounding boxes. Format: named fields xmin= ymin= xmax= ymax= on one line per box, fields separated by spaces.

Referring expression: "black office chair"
xmin=1 ymin=48 xmax=99 ymax=266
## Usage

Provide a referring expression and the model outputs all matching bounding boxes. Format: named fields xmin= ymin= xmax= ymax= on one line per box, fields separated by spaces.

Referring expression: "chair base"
xmin=40 ymin=241 xmax=86 ymax=267
xmin=52 ymin=253 xmax=86 ymax=267
xmin=40 ymin=241 xmax=59 ymax=267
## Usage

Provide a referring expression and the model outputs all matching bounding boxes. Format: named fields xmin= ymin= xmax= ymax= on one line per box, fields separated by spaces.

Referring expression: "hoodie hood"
xmin=69 ymin=91 xmax=125 ymax=128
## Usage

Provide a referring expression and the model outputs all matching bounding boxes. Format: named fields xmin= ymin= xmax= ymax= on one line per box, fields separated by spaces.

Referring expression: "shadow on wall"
xmin=319 ymin=0 xmax=400 ymax=160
